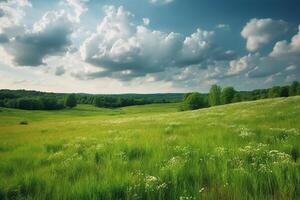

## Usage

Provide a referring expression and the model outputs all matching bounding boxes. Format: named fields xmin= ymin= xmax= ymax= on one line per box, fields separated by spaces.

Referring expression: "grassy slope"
xmin=0 ymin=97 xmax=299 ymax=199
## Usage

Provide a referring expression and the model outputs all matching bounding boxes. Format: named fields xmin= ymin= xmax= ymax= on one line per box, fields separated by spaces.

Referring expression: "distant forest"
xmin=0 ymin=81 xmax=299 ymax=110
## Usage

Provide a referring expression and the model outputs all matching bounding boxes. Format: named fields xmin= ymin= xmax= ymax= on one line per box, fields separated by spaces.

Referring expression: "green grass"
xmin=0 ymin=97 xmax=299 ymax=199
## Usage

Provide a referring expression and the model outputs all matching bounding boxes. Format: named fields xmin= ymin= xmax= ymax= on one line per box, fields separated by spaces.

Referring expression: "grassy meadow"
xmin=0 ymin=97 xmax=300 ymax=199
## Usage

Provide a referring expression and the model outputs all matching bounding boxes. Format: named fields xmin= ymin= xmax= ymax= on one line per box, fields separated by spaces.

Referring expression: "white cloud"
xmin=241 ymin=18 xmax=289 ymax=51
xmin=270 ymin=25 xmax=300 ymax=60
xmin=80 ymin=6 xmax=226 ymax=81
xmin=64 ymin=0 xmax=88 ymax=23
xmin=0 ymin=0 xmax=90 ymax=67
xmin=149 ymin=0 xmax=174 ymax=5
xmin=0 ymin=0 xmax=31 ymax=36
xmin=215 ymin=24 xmax=230 ymax=30
xmin=143 ymin=18 xmax=150 ymax=26
xmin=227 ymin=54 xmax=259 ymax=75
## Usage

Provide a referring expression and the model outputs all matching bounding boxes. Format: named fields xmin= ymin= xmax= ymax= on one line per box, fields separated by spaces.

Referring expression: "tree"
xmin=41 ymin=97 xmax=64 ymax=110
xmin=268 ymin=86 xmax=281 ymax=98
xmin=208 ymin=84 xmax=221 ymax=106
xmin=289 ymin=81 xmax=299 ymax=96
xmin=183 ymin=92 xmax=207 ymax=110
xmin=18 ymin=98 xmax=43 ymax=110
xmin=221 ymin=87 xmax=236 ymax=104
xmin=65 ymin=94 xmax=77 ymax=108
xmin=279 ymin=86 xmax=289 ymax=97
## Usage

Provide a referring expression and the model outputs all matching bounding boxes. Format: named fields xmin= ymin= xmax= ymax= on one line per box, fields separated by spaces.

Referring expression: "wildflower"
xmin=238 ymin=127 xmax=254 ymax=138
xmin=157 ymin=182 xmax=167 ymax=190
xmin=199 ymin=187 xmax=205 ymax=193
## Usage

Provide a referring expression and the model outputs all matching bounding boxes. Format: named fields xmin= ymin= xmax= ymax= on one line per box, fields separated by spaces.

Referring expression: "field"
xmin=0 ymin=97 xmax=300 ymax=199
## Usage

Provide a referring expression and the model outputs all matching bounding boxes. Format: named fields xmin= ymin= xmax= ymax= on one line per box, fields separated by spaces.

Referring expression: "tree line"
xmin=0 ymin=90 xmax=183 ymax=110
xmin=0 ymin=94 xmax=77 ymax=110
xmin=181 ymin=81 xmax=300 ymax=111
xmin=0 ymin=81 xmax=299 ymax=111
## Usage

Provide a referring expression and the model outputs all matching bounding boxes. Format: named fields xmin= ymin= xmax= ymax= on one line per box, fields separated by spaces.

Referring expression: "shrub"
xmin=182 ymin=92 xmax=207 ymax=110
xmin=19 ymin=120 xmax=28 ymax=125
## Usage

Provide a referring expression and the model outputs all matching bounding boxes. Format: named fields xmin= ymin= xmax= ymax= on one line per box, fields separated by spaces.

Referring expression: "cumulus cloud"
xmin=80 ymin=6 xmax=232 ymax=81
xmin=63 ymin=0 xmax=88 ymax=23
xmin=227 ymin=54 xmax=259 ymax=76
xmin=4 ymin=11 xmax=73 ymax=66
xmin=0 ymin=0 xmax=90 ymax=67
xmin=241 ymin=18 xmax=289 ymax=51
xmin=149 ymin=0 xmax=174 ymax=5
xmin=0 ymin=0 xmax=30 ymax=35
xmin=270 ymin=25 xmax=300 ymax=60
xmin=247 ymin=26 xmax=300 ymax=79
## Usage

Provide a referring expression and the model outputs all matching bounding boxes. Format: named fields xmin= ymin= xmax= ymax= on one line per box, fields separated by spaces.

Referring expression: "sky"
xmin=0 ymin=0 xmax=300 ymax=94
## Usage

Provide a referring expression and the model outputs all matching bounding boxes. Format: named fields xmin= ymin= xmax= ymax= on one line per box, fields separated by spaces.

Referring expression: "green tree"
xmin=183 ymin=92 xmax=207 ymax=110
xmin=208 ymin=84 xmax=221 ymax=106
xmin=65 ymin=94 xmax=77 ymax=108
xmin=279 ymin=86 xmax=289 ymax=97
xmin=268 ymin=86 xmax=281 ymax=98
xmin=221 ymin=87 xmax=236 ymax=104
xmin=289 ymin=81 xmax=299 ymax=96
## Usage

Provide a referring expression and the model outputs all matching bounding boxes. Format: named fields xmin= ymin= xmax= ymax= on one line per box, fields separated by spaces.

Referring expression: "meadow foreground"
xmin=0 ymin=97 xmax=300 ymax=199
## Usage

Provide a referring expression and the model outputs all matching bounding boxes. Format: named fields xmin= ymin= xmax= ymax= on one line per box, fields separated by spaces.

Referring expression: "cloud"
xmin=149 ymin=0 xmax=174 ymax=5
xmin=241 ymin=18 xmax=289 ymax=51
xmin=247 ymin=26 xmax=300 ymax=78
xmin=80 ymin=6 xmax=232 ymax=81
xmin=215 ymin=24 xmax=230 ymax=31
xmin=0 ymin=33 xmax=8 ymax=43
xmin=227 ymin=54 xmax=259 ymax=76
xmin=0 ymin=0 xmax=90 ymax=67
xmin=270 ymin=25 xmax=300 ymax=60
xmin=3 ymin=11 xmax=73 ymax=66
xmin=143 ymin=18 xmax=150 ymax=26
xmin=0 ymin=0 xmax=30 ymax=34
xmin=63 ymin=0 xmax=88 ymax=23
xmin=55 ymin=66 xmax=66 ymax=76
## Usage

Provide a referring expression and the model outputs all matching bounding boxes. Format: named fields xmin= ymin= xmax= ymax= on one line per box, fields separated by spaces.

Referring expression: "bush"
xmin=182 ymin=92 xmax=207 ymax=110
xmin=19 ymin=120 xmax=28 ymax=125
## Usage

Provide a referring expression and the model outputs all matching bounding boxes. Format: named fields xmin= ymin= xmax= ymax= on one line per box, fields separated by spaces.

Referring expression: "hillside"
xmin=0 ymin=97 xmax=299 ymax=199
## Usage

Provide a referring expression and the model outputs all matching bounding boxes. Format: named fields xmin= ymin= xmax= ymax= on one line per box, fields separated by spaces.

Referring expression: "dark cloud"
xmin=55 ymin=66 xmax=66 ymax=76
xmin=0 ymin=8 xmax=5 ymax=17
xmin=5 ymin=12 xmax=73 ymax=66
xmin=0 ymin=33 xmax=8 ymax=43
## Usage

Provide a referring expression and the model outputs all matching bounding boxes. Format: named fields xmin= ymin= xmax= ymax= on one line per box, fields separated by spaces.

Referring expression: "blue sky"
xmin=0 ymin=0 xmax=299 ymax=93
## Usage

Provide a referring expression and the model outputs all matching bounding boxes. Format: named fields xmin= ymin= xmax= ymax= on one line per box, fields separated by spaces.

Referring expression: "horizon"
xmin=0 ymin=0 xmax=300 ymax=93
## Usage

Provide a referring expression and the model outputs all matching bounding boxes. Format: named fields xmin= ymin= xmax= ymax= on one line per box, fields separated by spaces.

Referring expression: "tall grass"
xmin=0 ymin=97 xmax=299 ymax=199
